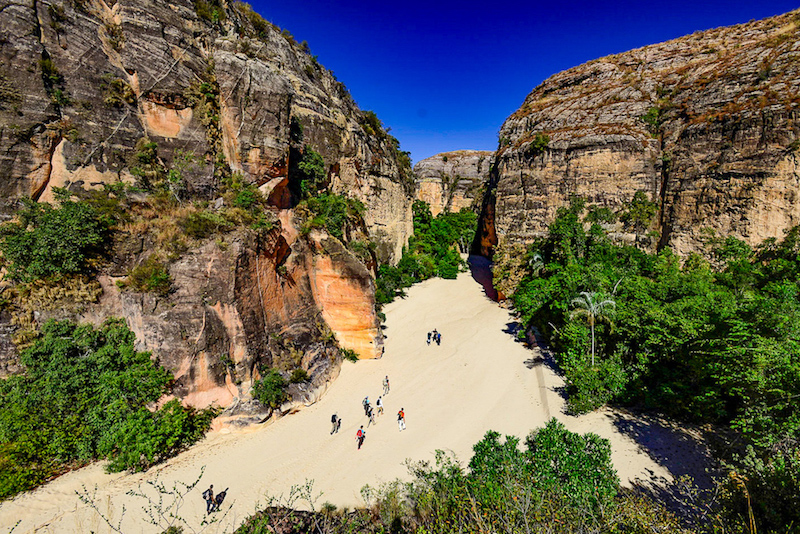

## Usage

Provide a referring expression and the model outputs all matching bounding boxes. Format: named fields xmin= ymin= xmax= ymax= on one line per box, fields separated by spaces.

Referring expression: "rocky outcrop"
xmin=477 ymin=10 xmax=800 ymax=257
xmin=413 ymin=150 xmax=492 ymax=216
xmin=0 ymin=0 xmax=410 ymax=419
xmin=0 ymin=0 xmax=412 ymax=258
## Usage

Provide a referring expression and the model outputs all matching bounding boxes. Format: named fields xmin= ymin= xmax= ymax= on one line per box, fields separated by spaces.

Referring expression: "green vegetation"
xmin=289 ymin=368 xmax=309 ymax=383
xmin=123 ymin=256 xmax=172 ymax=296
xmin=0 ymin=192 xmax=112 ymax=282
xmin=340 ymin=348 xmax=359 ymax=362
xmin=375 ymin=201 xmax=477 ymax=304
xmin=525 ymin=132 xmax=550 ymax=157
xmin=101 ymin=74 xmax=136 ymax=107
xmin=237 ymin=420 xmax=687 ymax=533
xmin=506 ymin=196 xmax=800 ymax=532
xmin=619 ymin=190 xmax=659 ymax=231
xmin=301 ymin=194 xmax=365 ymax=241
xmin=193 ymin=0 xmax=226 ymax=23
xmin=291 ymin=145 xmax=327 ymax=199
xmin=252 ymin=369 xmax=288 ymax=408
xmin=0 ymin=319 xmax=214 ymax=499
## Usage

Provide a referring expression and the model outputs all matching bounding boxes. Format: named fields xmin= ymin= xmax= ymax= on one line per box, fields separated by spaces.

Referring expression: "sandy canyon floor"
xmin=0 ymin=257 xmax=712 ymax=533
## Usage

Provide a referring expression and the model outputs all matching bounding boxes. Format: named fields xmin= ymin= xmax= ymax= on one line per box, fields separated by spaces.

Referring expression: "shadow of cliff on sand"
xmin=468 ymin=255 xmax=498 ymax=301
xmin=609 ymin=410 xmax=718 ymax=491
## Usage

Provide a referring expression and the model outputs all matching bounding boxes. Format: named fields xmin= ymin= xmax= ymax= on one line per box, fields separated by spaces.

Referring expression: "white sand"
xmin=0 ymin=259 xmax=686 ymax=533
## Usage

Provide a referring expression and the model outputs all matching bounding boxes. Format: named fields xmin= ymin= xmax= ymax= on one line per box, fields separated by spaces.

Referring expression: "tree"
xmin=570 ymin=291 xmax=615 ymax=366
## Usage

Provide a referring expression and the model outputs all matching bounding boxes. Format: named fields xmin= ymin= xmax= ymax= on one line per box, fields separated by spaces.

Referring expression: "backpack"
xmin=357 ymin=429 xmax=363 ymax=438
xmin=331 ymin=414 xmax=337 ymax=423
xmin=203 ymin=488 xmax=212 ymax=500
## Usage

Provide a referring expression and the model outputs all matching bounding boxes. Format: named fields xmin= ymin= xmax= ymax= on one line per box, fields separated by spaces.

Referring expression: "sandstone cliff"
xmin=0 ymin=0 xmax=411 ymax=420
xmin=413 ymin=150 xmax=492 ymax=216
xmin=476 ymin=10 xmax=800 ymax=258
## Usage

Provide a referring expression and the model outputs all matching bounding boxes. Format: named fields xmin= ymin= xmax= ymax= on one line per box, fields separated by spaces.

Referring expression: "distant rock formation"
xmin=476 ymin=9 xmax=800 ymax=258
xmin=413 ymin=150 xmax=492 ymax=215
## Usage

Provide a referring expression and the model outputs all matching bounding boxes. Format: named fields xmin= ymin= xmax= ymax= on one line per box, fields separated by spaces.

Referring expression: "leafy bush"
xmin=375 ymin=201 xmax=477 ymax=305
xmin=252 ymin=369 xmax=287 ymax=408
xmin=0 ymin=193 xmax=112 ymax=282
xmin=340 ymin=348 xmax=359 ymax=362
xmin=619 ymin=191 xmax=658 ymax=231
xmin=180 ymin=210 xmax=232 ymax=239
xmin=289 ymin=368 xmax=309 ymax=383
xmin=293 ymin=146 xmax=326 ymax=199
xmin=0 ymin=319 xmax=213 ymax=499
xmin=302 ymin=194 xmax=365 ymax=241
xmin=124 ymin=256 xmax=171 ymax=295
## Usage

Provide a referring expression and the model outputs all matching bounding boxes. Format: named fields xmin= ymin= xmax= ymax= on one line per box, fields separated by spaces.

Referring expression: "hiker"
xmin=362 ymin=396 xmax=371 ymax=416
xmin=376 ymin=396 xmax=384 ymax=416
xmin=214 ymin=488 xmax=228 ymax=512
xmin=331 ymin=413 xmax=340 ymax=434
xmin=436 ymin=331 xmax=441 ymax=345
xmin=336 ymin=416 xmax=342 ymax=433
xmin=367 ymin=404 xmax=376 ymax=427
xmin=427 ymin=331 xmax=431 ymax=345
xmin=202 ymin=484 xmax=215 ymax=514
xmin=397 ymin=408 xmax=406 ymax=431
xmin=383 ymin=375 xmax=390 ymax=395
xmin=356 ymin=425 xmax=366 ymax=449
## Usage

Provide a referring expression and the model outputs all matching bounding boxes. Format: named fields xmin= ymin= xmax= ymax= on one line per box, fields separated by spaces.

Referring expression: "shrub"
xmin=180 ymin=210 xmax=232 ymax=239
xmin=303 ymin=194 xmax=365 ymax=241
xmin=0 ymin=319 xmax=213 ymax=498
xmin=290 ymin=368 xmax=309 ymax=383
xmin=292 ymin=146 xmax=326 ymax=199
xmin=619 ymin=191 xmax=658 ymax=231
xmin=341 ymin=348 xmax=359 ymax=362
xmin=252 ymin=369 xmax=287 ymax=408
xmin=124 ymin=256 xmax=171 ymax=296
xmin=0 ymin=194 xmax=112 ymax=282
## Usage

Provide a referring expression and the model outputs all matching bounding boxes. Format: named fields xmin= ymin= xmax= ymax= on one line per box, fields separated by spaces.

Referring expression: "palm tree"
xmin=570 ymin=291 xmax=616 ymax=366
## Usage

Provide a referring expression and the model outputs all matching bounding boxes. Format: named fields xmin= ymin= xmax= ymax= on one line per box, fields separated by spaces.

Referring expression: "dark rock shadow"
xmin=468 ymin=255 xmax=498 ymax=301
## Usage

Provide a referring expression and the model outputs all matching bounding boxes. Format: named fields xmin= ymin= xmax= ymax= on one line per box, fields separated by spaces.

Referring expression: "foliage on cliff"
xmin=0 ymin=191 xmax=112 ymax=282
xmin=375 ymin=201 xmax=477 ymax=304
xmin=506 ymin=197 xmax=800 ymax=532
xmin=237 ymin=420 xmax=687 ymax=533
xmin=0 ymin=319 xmax=214 ymax=500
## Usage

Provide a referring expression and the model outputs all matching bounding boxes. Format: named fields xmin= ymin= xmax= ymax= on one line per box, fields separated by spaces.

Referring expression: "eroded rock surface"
xmin=477 ymin=10 xmax=800 ymax=257
xmin=413 ymin=150 xmax=492 ymax=216
xmin=0 ymin=0 xmax=410 ymax=420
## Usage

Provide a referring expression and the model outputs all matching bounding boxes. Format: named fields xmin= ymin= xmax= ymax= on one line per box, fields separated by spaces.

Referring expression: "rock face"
xmin=413 ymin=150 xmax=492 ymax=216
xmin=477 ymin=10 xmax=800 ymax=257
xmin=0 ymin=0 xmax=413 ymax=257
xmin=0 ymin=0 xmax=409 ymax=419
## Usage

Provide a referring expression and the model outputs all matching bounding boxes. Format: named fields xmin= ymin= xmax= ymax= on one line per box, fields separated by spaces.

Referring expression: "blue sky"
xmin=251 ymin=1 xmax=800 ymax=164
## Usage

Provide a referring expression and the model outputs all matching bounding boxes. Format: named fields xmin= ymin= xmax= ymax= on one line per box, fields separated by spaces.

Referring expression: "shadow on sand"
xmin=468 ymin=255 xmax=499 ymax=301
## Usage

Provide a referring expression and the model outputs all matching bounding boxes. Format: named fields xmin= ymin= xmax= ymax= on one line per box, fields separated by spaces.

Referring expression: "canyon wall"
xmin=0 ymin=0 xmax=408 ymax=420
xmin=413 ymin=150 xmax=492 ymax=215
xmin=477 ymin=10 xmax=800 ymax=257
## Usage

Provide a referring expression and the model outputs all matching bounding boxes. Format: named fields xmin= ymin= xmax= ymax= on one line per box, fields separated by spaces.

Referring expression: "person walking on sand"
xmin=331 ymin=413 xmax=340 ymax=434
xmin=362 ymin=396 xmax=371 ymax=416
xmin=436 ymin=331 xmax=441 ymax=345
xmin=383 ymin=375 xmax=390 ymax=395
xmin=202 ymin=484 xmax=215 ymax=514
xmin=397 ymin=408 xmax=406 ymax=431
xmin=376 ymin=396 xmax=384 ymax=416
xmin=356 ymin=425 xmax=366 ymax=449
xmin=427 ymin=331 xmax=431 ymax=345
xmin=367 ymin=404 xmax=376 ymax=427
